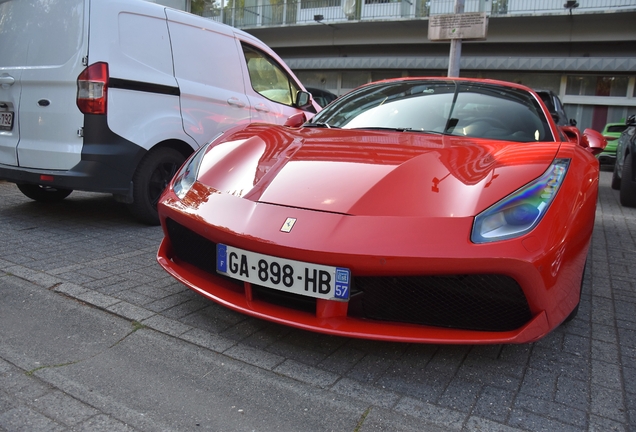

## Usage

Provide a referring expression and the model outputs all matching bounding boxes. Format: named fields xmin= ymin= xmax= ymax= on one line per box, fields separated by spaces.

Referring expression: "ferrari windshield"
xmin=307 ymin=80 xmax=554 ymax=143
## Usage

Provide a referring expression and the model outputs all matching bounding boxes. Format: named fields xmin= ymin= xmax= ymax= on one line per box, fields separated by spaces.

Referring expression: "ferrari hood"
xmin=196 ymin=126 xmax=560 ymax=217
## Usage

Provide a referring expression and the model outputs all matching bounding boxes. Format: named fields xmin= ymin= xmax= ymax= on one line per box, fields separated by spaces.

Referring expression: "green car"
xmin=598 ymin=122 xmax=629 ymax=165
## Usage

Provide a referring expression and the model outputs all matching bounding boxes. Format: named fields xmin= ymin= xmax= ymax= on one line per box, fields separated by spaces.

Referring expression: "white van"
xmin=0 ymin=0 xmax=318 ymax=224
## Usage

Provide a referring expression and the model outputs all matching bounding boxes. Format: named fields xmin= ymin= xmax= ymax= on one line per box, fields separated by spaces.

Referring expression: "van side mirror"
xmin=296 ymin=90 xmax=312 ymax=109
xmin=627 ymin=114 xmax=636 ymax=126
xmin=569 ymin=118 xmax=577 ymax=126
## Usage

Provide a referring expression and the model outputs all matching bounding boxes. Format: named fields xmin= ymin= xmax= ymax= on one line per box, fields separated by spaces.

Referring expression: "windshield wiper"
xmin=350 ymin=127 xmax=449 ymax=135
xmin=304 ymin=121 xmax=334 ymax=128
xmin=350 ymin=126 xmax=413 ymax=132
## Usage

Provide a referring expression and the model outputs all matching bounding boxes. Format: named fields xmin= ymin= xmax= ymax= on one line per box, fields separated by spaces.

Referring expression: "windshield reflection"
xmin=307 ymin=79 xmax=554 ymax=143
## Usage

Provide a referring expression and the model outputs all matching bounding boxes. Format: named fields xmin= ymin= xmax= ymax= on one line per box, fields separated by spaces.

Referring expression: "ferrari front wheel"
xmin=17 ymin=184 xmax=73 ymax=203
xmin=619 ymin=155 xmax=636 ymax=207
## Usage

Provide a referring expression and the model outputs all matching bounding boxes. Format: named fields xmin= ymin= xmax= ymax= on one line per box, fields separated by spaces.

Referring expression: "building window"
xmin=566 ymin=76 xmax=629 ymax=97
xmin=301 ymin=0 xmax=341 ymax=9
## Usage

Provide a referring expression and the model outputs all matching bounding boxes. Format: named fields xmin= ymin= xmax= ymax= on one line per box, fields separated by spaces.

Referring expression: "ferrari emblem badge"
xmin=281 ymin=217 xmax=297 ymax=233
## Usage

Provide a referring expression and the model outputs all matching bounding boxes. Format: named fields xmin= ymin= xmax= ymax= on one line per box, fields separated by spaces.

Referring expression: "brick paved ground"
xmin=0 ymin=168 xmax=634 ymax=431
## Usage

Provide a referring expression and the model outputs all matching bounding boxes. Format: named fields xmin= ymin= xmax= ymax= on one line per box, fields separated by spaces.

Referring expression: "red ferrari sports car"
xmin=157 ymin=78 xmax=605 ymax=344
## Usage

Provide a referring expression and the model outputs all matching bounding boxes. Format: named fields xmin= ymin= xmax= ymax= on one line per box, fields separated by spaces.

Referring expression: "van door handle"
xmin=254 ymin=104 xmax=269 ymax=113
xmin=227 ymin=97 xmax=246 ymax=108
xmin=0 ymin=74 xmax=15 ymax=87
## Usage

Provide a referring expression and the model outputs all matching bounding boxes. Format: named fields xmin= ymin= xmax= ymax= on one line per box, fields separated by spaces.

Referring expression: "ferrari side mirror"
xmin=560 ymin=125 xmax=580 ymax=143
xmin=581 ymin=128 xmax=607 ymax=156
xmin=284 ymin=112 xmax=307 ymax=128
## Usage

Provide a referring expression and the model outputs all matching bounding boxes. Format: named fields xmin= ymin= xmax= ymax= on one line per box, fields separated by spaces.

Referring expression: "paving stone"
xmin=74 ymin=414 xmax=135 ymax=431
xmin=180 ymin=328 xmax=236 ymax=353
xmin=393 ymin=396 xmax=466 ymax=430
xmin=555 ymin=374 xmax=589 ymax=411
xmin=273 ymin=359 xmax=340 ymax=388
xmin=223 ymin=344 xmax=285 ymax=370
xmin=514 ymin=392 xmax=587 ymax=428
xmin=464 ymin=416 xmax=525 ymax=432
xmin=590 ymin=385 xmax=627 ymax=423
xmin=0 ymin=392 xmax=16 ymax=413
xmin=0 ymin=406 xmax=66 ymax=432
xmin=331 ymin=377 xmax=400 ymax=410
xmin=591 ymin=359 xmax=623 ymax=390
xmin=141 ymin=314 xmax=193 ymax=337
xmin=106 ymin=301 xmax=155 ymax=322
xmin=266 ymin=330 xmax=347 ymax=367
xmin=472 ymin=386 xmax=515 ymax=423
xmin=518 ymin=367 xmax=558 ymax=399
xmin=437 ymin=378 xmax=482 ymax=412
xmin=30 ymin=390 xmax=99 ymax=426
xmin=508 ymin=407 xmax=584 ymax=432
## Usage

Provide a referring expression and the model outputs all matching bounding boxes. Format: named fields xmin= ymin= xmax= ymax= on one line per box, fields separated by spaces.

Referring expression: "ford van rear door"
xmin=0 ymin=67 xmax=20 ymax=166
xmin=0 ymin=0 xmax=87 ymax=170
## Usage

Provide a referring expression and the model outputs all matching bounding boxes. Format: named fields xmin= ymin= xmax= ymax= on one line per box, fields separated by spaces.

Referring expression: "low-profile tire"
xmin=16 ymin=184 xmax=72 ymax=203
xmin=619 ymin=155 xmax=636 ymax=207
xmin=611 ymin=162 xmax=621 ymax=190
xmin=128 ymin=147 xmax=185 ymax=225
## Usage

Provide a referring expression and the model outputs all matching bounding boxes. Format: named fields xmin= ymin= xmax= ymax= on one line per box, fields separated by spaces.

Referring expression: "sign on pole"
xmin=428 ymin=12 xmax=488 ymax=41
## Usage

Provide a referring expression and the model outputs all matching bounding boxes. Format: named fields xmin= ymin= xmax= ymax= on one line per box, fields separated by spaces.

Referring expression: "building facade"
xmin=180 ymin=0 xmax=636 ymax=131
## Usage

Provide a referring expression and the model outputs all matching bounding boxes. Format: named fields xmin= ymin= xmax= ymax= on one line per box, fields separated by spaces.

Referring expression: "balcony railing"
xmin=201 ymin=0 xmax=636 ymax=28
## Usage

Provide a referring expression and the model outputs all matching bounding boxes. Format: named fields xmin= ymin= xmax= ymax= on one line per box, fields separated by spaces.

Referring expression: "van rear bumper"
xmin=0 ymin=160 xmax=133 ymax=195
xmin=0 ymin=115 xmax=147 ymax=197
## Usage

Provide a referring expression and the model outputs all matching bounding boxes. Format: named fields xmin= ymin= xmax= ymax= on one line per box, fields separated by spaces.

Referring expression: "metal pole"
xmin=447 ymin=0 xmax=465 ymax=77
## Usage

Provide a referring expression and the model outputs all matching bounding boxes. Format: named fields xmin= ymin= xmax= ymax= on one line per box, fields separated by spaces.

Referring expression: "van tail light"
xmin=77 ymin=62 xmax=108 ymax=115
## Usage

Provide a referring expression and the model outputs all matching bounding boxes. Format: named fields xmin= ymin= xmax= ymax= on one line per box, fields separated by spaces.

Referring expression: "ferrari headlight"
xmin=172 ymin=133 xmax=223 ymax=199
xmin=471 ymin=159 xmax=570 ymax=243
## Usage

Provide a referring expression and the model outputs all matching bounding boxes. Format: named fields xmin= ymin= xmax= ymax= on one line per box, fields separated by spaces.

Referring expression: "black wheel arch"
xmin=151 ymin=138 xmax=195 ymax=162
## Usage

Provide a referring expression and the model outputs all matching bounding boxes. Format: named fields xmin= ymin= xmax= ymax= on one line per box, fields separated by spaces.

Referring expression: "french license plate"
xmin=216 ymin=244 xmax=350 ymax=301
xmin=0 ymin=112 xmax=13 ymax=131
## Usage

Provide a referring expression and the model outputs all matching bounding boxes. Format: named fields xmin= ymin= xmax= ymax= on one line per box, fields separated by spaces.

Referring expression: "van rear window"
xmin=0 ymin=0 xmax=84 ymax=68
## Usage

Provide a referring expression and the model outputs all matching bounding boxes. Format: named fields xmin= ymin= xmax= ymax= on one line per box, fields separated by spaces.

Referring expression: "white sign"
xmin=428 ymin=12 xmax=488 ymax=41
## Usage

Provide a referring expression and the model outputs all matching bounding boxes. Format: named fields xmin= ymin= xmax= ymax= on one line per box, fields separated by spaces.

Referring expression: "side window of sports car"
xmin=242 ymin=44 xmax=300 ymax=106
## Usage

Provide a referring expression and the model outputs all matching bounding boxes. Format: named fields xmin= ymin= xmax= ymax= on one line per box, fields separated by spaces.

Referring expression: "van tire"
xmin=17 ymin=184 xmax=73 ymax=203
xmin=128 ymin=147 xmax=185 ymax=225
xmin=619 ymin=155 xmax=636 ymax=207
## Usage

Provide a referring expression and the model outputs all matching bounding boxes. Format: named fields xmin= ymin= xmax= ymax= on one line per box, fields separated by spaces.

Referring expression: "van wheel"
xmin=129 ymin=147 xmax=185 ymax=225
xmin=610 ymin=162 xmax=621 ymax=190
xmin=17 ymin=184 xmax=73 ymax=203
xmin=619 ymin=155 xmax=636 ymax=207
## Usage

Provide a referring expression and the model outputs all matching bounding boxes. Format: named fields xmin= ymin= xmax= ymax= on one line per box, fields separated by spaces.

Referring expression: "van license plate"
xmin=0 ymin=112 xmax=13 ymax=131
xmin=216 ymin=244 xmax=350 ymax=301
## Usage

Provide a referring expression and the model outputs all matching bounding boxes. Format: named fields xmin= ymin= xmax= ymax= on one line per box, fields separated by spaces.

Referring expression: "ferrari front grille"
xmin=348 ymin=275 xmax=531 ymax=332
xmin=166 ymin=219 xmax=531 ymax=332
xmin=166 ymin=218 xmax=218 ymax=275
